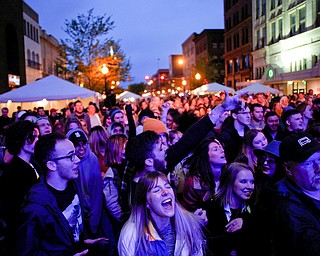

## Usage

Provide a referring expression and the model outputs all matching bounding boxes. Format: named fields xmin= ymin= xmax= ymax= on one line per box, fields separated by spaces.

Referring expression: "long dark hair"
xmin=187 ymin=136 xmax=221 ymax=191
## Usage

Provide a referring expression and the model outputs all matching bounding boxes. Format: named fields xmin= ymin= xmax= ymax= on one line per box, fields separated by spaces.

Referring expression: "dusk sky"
xmin=24 ymin=0 xmax=224 ymax=88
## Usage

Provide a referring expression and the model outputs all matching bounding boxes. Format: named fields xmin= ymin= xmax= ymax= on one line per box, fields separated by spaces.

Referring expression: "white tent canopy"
xmin=116 ymin=91 xmax=142 ymax=102
xmin=236 ymin=82 xmax=280 ymax=94
xmin=0 ymin=75 xmax=100 ymax=114
xmin=192 ymin=82 xmax=235 ymax=95
xmin=0 ymin=75 xmax=97 ymax=102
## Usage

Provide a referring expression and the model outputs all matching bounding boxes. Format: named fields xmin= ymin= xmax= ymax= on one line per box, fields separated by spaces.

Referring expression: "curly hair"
xmin=125 ymin=131 xmax=158 ymax=173
xmin=5 ymin=121 xmax=37 ymax=155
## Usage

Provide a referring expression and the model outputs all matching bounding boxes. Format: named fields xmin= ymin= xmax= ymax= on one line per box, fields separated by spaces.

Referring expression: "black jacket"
xmin=219 ymin=119 xmax=249 ymax=163
xmin=272 ymin=178 xmax=320 ymax=256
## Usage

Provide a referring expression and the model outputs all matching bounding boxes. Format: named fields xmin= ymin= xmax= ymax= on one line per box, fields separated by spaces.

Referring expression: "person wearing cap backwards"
xmin=66 ymin=128 xmax=116 ymax=255
xmin=271 ymin=132 xmax=320 ymax=256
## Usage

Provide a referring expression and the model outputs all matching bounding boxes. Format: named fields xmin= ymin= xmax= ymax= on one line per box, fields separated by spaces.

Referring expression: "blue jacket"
xmin=76 ymin=145 xmax=104 ymax=235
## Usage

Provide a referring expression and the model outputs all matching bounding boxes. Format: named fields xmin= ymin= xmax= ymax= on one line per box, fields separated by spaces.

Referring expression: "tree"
xmin=60 ymin=9 xmax=131 ymax=92
xmin=127 ymin=82 xmax=147 ymax=95
xmin=190 ymin=56 xmax=224 ymax=89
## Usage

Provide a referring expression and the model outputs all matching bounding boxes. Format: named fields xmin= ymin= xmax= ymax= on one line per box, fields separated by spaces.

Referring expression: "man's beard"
xmin=154 ymin=158 xmax=167 ymax=173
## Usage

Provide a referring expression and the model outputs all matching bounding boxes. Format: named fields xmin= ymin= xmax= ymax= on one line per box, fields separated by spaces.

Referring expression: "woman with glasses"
xmin=253 ymin=140 xmax=283 ymax=256
xmin=0 ymin=121 xmax=40 ymax=252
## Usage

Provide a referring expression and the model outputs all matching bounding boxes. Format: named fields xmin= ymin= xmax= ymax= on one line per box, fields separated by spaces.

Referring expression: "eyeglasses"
xmin=260 ymin=156 xmax=277 ymax=165
xmin=50 ymin=152 xmax=76 ymax=162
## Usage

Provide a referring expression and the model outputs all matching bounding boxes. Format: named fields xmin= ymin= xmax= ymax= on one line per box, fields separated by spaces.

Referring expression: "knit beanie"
xmin=143 ymin=118 xmax=167 ymax=135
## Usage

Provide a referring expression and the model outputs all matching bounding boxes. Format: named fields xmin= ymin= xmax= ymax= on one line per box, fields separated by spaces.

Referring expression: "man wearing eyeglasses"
xmin=14 ymin=133 xmax=109 ymax=255
xmin=271 ymin=132 xmax=320 ymax=255
xmin=219 ymin=103 xmax=251 ymax=162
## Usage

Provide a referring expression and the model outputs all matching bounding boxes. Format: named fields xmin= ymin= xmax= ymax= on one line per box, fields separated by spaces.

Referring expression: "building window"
xmin=242 ymin=28 xmax=249 ymax=44
xmin=246 ymin=55 xmax=250 ymax=68
xmin=241 ymin=55 xmax=250 ymax=69
xmin=290 ymin=12 xmax=296 ymax=36
xmin=235 ymin=58 xmax=240 ymax=72
xmin=256 ymin=0 xmax=260 ymax=19
xmin=271 ymin=22 xmax=276 ymax=43
xmin=226 ymin=37 xmax=232 ymax=52
xmin=303 ymin=58 xmax=307 ymax=69
xmin=233 ymin=34 xmax=240 ymax=49
xmin=27 ymin=49 xmax=31 ymax=60
xmin=233 ymin=11 xmax=239 ymax=26
xmin=278 ymin=19 xmax=283 ymax=39
xmin=27 ymin=22 xmax=30 ymax=37
xmin=212 ymin=43 xmax=218 ymax=48
xmin=312 ymin=55 xmax=318 ymax=67
xmin=271 ymin=0 xmax=276 ymax=10
xmin=262 ymin=0 xmax=266 ymax=16
xmin=241 ymin=4 xmax=249 ymax=21
xmin=317 ymin=0 xmax=320 ymax=26
xmin=228 ymin=60 xmax=233 ymax=74
xmin=226 ymin=0 xmax=231 ymax=11
xmin=299 ymin=7 xmax=306 ymax=32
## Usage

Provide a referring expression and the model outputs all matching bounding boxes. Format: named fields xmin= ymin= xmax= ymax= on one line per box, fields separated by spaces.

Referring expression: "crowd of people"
xmin=0 ymin=88 xmax=320 ymax=255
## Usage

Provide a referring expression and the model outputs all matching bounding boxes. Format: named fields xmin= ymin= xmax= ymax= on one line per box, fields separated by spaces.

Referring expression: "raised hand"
xmin=221 ymin=90 xmax=248 ymax=111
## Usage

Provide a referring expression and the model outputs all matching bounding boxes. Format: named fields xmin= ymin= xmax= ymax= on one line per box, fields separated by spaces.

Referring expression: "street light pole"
xmin=101 ymin=63 xmax=109 ymax=94
xmin=104 ymin=75 xmax=107 ymax=93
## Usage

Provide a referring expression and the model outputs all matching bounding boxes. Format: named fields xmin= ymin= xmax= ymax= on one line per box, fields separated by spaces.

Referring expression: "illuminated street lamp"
xmin=182 ymin=79 xmax=187 ymax=92
xmin=101 ymin=64 xmax=109 ymax=94
xmin=195 ymin=72 xmax=201 ymax=88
